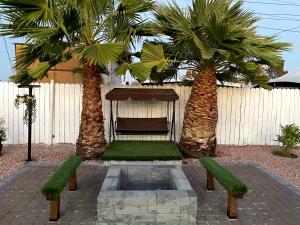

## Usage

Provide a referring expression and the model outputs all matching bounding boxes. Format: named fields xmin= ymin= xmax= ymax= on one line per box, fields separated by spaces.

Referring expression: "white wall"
xmin=1 ymin=81 xmax=300 ymax=146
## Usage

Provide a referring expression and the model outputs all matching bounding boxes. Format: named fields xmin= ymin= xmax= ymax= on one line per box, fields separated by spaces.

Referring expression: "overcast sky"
xmin=0 ymin=0 xmax=299 ymax=81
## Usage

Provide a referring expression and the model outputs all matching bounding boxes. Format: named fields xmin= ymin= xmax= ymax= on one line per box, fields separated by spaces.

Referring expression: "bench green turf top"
xmin=41 ymin=155 xmax=83 ymax=200
xmin=200 ymin=157 xmax=247 ymax=198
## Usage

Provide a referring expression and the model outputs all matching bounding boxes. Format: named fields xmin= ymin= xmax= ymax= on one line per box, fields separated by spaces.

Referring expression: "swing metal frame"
xmin=105 ymin=88 xmax=179 ymax=144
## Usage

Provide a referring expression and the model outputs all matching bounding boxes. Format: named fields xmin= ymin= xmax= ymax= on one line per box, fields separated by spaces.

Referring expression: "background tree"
xmin=264 ymin=63 xmax=288 ymax=79
xmin=154 ymin=0 xmax=291 ymax=157
xmin=0 ymin=0 xmax=156 ymax=159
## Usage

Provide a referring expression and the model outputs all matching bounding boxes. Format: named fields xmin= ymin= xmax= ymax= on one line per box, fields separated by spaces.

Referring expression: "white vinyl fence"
xmin=1 ymin=81 xmax=300 ymax=146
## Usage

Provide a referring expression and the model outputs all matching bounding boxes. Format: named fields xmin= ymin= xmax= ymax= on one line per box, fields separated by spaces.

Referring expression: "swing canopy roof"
xmin=106 ymin=88 xmax=179 ymax=101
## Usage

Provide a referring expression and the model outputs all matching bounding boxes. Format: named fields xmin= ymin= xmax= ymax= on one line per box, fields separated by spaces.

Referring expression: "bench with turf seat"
xmin=200 ymin=157 xmax=247 ymax=219
xmin=41 ymin=155 xmax=83 ymax=221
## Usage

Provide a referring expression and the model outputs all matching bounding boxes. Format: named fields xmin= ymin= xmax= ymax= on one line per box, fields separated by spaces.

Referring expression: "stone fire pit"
xmin=97 ymin=165 xmax=197 ymax=225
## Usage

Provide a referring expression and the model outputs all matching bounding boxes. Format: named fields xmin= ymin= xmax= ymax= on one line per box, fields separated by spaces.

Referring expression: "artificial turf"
xmin=41 ymin=155 xmax=83 ymax=199
xmin=101 ymin=140 xmax=183 ymax=161
xmin=200 ymin=157 xmax=247 ymax=198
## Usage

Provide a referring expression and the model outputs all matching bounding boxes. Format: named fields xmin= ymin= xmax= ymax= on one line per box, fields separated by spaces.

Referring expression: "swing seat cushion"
xmin=116 ymin=117 xmax=169 ymax=134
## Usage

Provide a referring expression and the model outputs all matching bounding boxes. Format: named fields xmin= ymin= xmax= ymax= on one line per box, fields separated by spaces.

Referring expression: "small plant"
xmin=15 ymin=94 xmax=37 ymax=126
xmin=0 ymin=118 xmax=7 ymax=142
xmin=0 ymin=118 xmax=7 ymax=156
xmin=273 ymin=124 xmax=300 ymax=158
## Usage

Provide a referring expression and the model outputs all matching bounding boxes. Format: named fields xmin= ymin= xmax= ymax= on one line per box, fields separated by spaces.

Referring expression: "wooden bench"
xmin=200 ymin=157 xmax=247 ymax=219
xmin=41 ymin=155 xmax=83 ymax=221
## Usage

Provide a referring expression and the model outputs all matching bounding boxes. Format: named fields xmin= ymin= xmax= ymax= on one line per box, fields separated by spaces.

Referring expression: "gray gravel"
xmin=216 ymin=145 xmax=300 ymax=189
xmin=0 ymin=144 xmax=76 ymax=180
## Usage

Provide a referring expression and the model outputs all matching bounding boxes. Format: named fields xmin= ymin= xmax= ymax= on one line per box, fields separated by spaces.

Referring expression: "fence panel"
xmin=1 ymin=81 xmax=300 ymax=146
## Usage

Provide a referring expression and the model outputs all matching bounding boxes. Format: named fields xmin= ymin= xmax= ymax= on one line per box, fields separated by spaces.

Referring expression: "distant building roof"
xmin=268 ymin=67 xmax=300 ymax=87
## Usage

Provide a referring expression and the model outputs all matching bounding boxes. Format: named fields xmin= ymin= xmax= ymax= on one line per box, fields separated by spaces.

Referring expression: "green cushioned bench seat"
xmin=41 ymin=155 xmax=83 ymax=221
xmin=200 ymin=157 xmax=247 ymax=198
xmin=200 ymin=157 xmax=248 ymax=219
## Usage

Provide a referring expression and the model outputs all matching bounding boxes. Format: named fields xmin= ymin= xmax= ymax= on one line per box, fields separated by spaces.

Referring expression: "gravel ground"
xmin=0 ymin=144 xmax=299 ymax=189
xmin=0 ymin=144 xmax=76 ymax=180
xmin=216 ymin=145 xmax=300 ymax=189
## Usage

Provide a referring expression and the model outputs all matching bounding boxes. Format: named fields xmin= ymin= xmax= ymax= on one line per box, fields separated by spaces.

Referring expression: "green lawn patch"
xmin=102 ymin=140 xmax=183 ymax=161
xmin=200 ymin=157 xmax=247 ymax=198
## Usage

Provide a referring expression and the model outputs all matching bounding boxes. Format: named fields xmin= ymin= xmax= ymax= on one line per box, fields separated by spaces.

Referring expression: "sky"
xmin=0 ymin=0 xmax=299 ymax=81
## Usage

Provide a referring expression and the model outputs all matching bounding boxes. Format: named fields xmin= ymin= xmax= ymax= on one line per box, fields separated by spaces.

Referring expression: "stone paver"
xmin=182 ymin=165 xmax=300 ymax=225
xmin=0 ymin=165 xmax=107 ymax=225
xmin=0 ymin=164 xmax=299 ymax=225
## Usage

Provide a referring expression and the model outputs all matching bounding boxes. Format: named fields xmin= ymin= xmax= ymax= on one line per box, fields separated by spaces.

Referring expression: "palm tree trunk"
xmin=179 ymin=69 xmax=218 ymax=157
xmin=76 ymin=61 xmax=107 ymax=159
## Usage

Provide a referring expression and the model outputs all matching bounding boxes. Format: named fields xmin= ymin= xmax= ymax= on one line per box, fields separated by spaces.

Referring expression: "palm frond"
xmin=80 ymin=42 xmax=124 ymax=67
xmin=110 ymin=0 xmax=155 ymax=49
xmin=141 ymin=43 xmax=168 ymax=72
xmin=116 ymin=62 xmax=151 ymax=82
xmin=0 ymin=0 xmax=57 ymax=28
xmin=245 ymin=74 xmax=272 ymax=90
xmin=15 ymin=44 xmax=43 ymax=70
xmin=27 ymin=61 xmax=51 ymax=79
xmin=153 ymin=0 xmax=291 ymax=84
xmin=126 ymin=62 xmax=152 ymax=82
xmin=10 ymin=70 xmax=37 ymax=85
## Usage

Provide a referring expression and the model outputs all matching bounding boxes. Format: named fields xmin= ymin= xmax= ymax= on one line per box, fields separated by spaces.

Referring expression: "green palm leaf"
xmin=27 ymin=61 xmax=51 ymax=79
xmin=129 ymin=62 xmax=152 ymax=81
xmin=15 ymin=44 xmax=43 ymax=70
xmin=0 ymin=0 xmax=55 ymax=23
xmin=80 ymin=42 xmax=124 ymax=67
xmin=191 ymin=32 xmax=215 ymax=59
xmin=141 ymin=43 xmax=168 ymax=72
xmin=115 ymin=62 xmax=130 ymax=75
xmin=116 ymin=62 xmax=151 ymax=82
xmin=116 ymin=43 xmax=171 ymax=82
xmin=10 ymin=70 xmax=36 ymax=85
xmin=118 ymin=0 xmax=154 ymax=15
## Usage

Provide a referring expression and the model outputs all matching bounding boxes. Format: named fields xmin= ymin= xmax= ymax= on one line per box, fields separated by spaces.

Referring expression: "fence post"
xmin=49 ymin=80 xmax=55 ymax=146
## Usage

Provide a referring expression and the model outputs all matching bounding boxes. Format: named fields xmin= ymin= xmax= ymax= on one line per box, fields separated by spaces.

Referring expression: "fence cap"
xmin=105 ymin=88 xmax=179 ymax=101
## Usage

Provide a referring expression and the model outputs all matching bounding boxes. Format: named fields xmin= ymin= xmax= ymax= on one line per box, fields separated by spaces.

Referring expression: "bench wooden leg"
xmin=206 ymin=169 xmax=214 ymax=191
xmin=49 ymin=197 xmax=60 ymax=221
xmin=69 ymin=172 xmax=77 ymax=191
xmin=227 ymin=193 xmax=237 ymax=219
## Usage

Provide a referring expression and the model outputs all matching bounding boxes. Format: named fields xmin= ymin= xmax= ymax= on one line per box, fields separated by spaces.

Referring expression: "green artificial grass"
xmin=41 ymin=155 xmax=83 ymax=199
xmin=102 ymin=140 xmax=183 ymax=161
xmin=272 ymin=150 xmax=298 ymax=158
xmin=200 ymin=157 xmax=247 ymax=198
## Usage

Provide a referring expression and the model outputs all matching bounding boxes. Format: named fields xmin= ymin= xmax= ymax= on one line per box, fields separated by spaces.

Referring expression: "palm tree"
xmin=154 ymin=0 xmax=291 ymax=157
xmin=0 ymin=0 xmax=155 ymax=159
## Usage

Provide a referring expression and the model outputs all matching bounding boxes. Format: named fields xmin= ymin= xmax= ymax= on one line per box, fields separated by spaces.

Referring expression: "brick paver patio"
xmin=0 ymin=164 xmax=299 ymax=225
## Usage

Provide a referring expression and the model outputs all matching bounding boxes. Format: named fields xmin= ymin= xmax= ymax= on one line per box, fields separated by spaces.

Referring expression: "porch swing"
xmin=105 ymin=88 xmax=179 ymax=143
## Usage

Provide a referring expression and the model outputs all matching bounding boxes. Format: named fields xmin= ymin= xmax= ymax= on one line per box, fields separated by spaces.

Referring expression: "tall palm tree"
xmin=154 ymin=0 xmax=291 ymax=157
xmin=0 ymin=0 xmax=156 ymax=159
